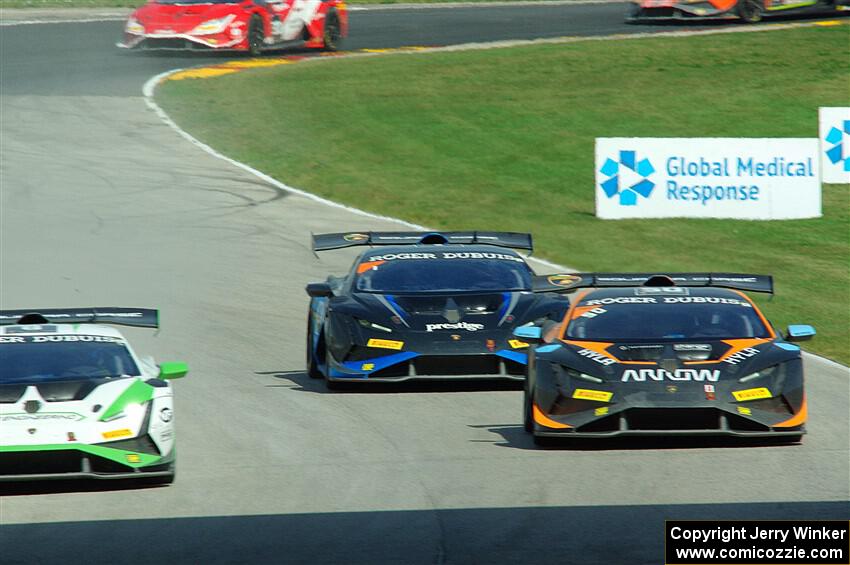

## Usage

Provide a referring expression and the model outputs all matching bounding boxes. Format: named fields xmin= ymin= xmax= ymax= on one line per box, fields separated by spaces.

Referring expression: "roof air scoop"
xmin=16 ymin=313 xmax=50 ymax=325
xmin=419 ymin=233 xmax=449 ymax=245
xmin=643 ymin=275 xmax=677 ymax=287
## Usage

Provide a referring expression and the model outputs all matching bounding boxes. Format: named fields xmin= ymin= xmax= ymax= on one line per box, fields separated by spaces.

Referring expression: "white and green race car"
xmin=0 ymin=308 xmax=187 ymax=484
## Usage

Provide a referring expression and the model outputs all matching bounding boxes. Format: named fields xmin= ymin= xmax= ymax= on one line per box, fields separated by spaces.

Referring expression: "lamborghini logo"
xmin=547 ymin=274 xmax=580 ymax=288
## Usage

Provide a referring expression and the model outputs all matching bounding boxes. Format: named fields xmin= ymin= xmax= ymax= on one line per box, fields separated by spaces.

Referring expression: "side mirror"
xmin=159 ymin=361 xmax=189 ymax=380
xmin=785 ymin=324 xmax=815 ymax=342
xmin=513 ymin=325 xmax=542 ymax=342
xmin=306 ymin=282 xmax=333 ymax=298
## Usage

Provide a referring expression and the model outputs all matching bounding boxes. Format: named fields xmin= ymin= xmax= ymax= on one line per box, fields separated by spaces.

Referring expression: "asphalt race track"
xmin=0 ymin=5 xmax=848 ymax=564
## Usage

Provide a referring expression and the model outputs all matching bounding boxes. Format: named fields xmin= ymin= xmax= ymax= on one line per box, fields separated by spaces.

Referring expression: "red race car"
xmin=119 ymin=0 xmax=347 ymax=54
xmin=627 ymin=0 xmax=849 ymax=22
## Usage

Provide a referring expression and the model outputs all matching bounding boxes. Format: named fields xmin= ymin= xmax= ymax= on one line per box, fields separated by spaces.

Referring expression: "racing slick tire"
xmin=248 ymin=15 xmax=264 ymax=56
xmin=736 ymin=0 xmax=764 ymax=22
xmin=523 ymin=389 xmax=534 ymax=433
xmin=306 ymin=315 xmax=324 ymax=379
xmin=322 ymin=8 xmax=342 ymax=52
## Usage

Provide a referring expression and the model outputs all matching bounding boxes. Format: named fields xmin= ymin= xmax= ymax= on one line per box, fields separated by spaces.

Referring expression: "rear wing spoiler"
xmin=0 ymin=308 xmax=159 ymax=328
xmin=532 ymin=273 xmax=773 ymax=294
xmin=312 ymin=231 xmax=533 ymax=252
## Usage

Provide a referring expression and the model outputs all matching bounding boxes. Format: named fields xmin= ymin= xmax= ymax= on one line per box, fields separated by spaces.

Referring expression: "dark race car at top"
xmin=516 ymin=273 xmax=814 ymax=445
xmin=305 ymin=231 xmax=570 ymax=389
xmin=627 ymin=0 xmax=850 ymax=22
xmin=0 ymin=308 xmax=188 ymax=483
xmin=119 ymin=0 xmax=347 ymax=55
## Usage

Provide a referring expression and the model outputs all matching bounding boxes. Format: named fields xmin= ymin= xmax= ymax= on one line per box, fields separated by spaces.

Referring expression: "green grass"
xmin=156 ymin=26 xmax=850 ymax=364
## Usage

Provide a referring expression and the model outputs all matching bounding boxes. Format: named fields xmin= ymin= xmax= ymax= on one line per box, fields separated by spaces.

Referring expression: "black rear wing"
xmin=312 ymin=231 xmax=533 ymax=252
xmin=532 ymin=273 xmax=773 ymax=294
xmin=0 ymin=308 xmax=159 ymax=328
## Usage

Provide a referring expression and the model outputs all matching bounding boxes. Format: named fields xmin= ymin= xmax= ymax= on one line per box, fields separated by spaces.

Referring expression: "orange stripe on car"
xmin=562 ymin=339 xmax=653 ymax=365
xmin=357 ymin=260 xmax=385 ymax=274
xmin=542 ymin=290 xmax=588 ymax=343
xmin=773 ymin=395 xmax=807 ymax=428
xmin=730 ymin=290 xmax=776 ymax=339
xmin=717 ymin=338 xmax=772 ymax=361
xmin=533 ymin=404 xmax=572 ymax=428
xmin=563 ymin=340 xmax=616 ymax=358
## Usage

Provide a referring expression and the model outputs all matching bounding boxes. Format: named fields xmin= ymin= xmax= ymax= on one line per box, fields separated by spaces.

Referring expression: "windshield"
xmin=0 ymin=337 xmax=140 ymax=384
xmin=565 ymin=298 xmax=770 ymax=341
xmin=356 ymin=254 xmax=532 ymax=293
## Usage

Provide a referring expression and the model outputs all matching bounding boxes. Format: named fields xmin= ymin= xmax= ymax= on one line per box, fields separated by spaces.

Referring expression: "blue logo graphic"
xmin=824 ymin=120 xmax=850 ymax=172
xmin=599 ymin=150 xmax=655 ymax=206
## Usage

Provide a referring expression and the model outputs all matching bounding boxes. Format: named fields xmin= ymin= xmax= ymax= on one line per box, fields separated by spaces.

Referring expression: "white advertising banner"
xmin=595 ymin=138 xmax=821 ymax=220
xmin=819 ymin=107 xmax=850 ymax=184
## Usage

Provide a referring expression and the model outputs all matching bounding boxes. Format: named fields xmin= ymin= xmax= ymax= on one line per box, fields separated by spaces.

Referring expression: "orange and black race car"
xmin=515 ymin=273 xmax=814 ymax=445
xmin=627 ymin=0 xmax=850 ymax=22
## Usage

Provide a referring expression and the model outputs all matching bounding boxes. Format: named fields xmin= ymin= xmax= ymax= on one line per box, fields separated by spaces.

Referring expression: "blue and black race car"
xmin=305 ymin=231 xmax=569 ymax=389
xmin=516 ymin=273 xmax=815 ymax=445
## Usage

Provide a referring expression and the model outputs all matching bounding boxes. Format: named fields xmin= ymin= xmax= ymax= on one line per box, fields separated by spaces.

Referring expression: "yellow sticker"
xmin=126 ymin=454 xmax=142 ymax=463
xmin=102 ymin=429 xmax=132 ymax=439
xmin=573 ymin=388 xmax=613 ymax=402
xmin=594 ymin=406 xmax=609 ymax=416
xmin=733 ymin=387 xmax=772 ymax=402
xmin=737 ymin=406 xmax=752 ymax=415
xmin=367 ymin=338 xmax=404 ymax=350
xmin=361 ymin=363 xmax=375 ymax=371
xmin=508 ymin=339 xmax=529 ymax=349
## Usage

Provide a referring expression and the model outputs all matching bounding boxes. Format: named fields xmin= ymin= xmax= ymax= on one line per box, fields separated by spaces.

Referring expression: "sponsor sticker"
xmin=572 ymin=388 xmax=613 ymax=402
xmin=344 ymin=233 xmax=369 ymax=242
xmin=366 ymin=338 xmax=404 ymax=350
xmin=733 ymin=387 xmax=772 ymax=401
xmin=508 ymin=339 xmax=529 ymax=349
xmin=621 ymin=368 xmax=720 ymax=382
xmin=126 ymin=454 xmax=142 ymax=463
xmin=361 ymin=363 xmax=375 ymax=371
xmin=102 ymin=428 xmax=133 ymax=440
xmin=737 ymin=406 xmax=752 ymax=415
xmin=594 ymin=406 xmax=609 ymax=416
xmin=577 ymin=348 xmax=617 ymax=366
xmin=548 ymin=274 xmax=581 ymax=287
xmin=426 ymin=322 xmax=484 ymax=332
xmin=160 ymin=408 xmax=173 ymax=423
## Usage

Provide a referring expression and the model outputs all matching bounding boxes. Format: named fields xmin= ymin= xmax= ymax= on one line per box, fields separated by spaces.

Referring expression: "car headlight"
xmin=125 ymin=17 xmax=145 ymax=34
xmin=552 ymin=364 xmax=603 ymax=385
xmin=738 ymin=364 xmax=780 ymax=383
xmin=190 ymin=15 xmax=235 ymax=36
xmin=100 ymin=401 xmax=147 ymax=422
xmin=356 ymin=318 xmax=392 ymax=333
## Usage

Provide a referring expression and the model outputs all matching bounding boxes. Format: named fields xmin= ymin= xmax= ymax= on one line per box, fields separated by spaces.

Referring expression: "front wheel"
xmin=248 ymin=16 xmax=265 ymax=56
xmin=736 ymin=0 xmax=763 ymax=23
xmin=306 ymin=314 xmax=324 ymax=379
xmin=322 ymin=8 xmax=342 ymax=52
